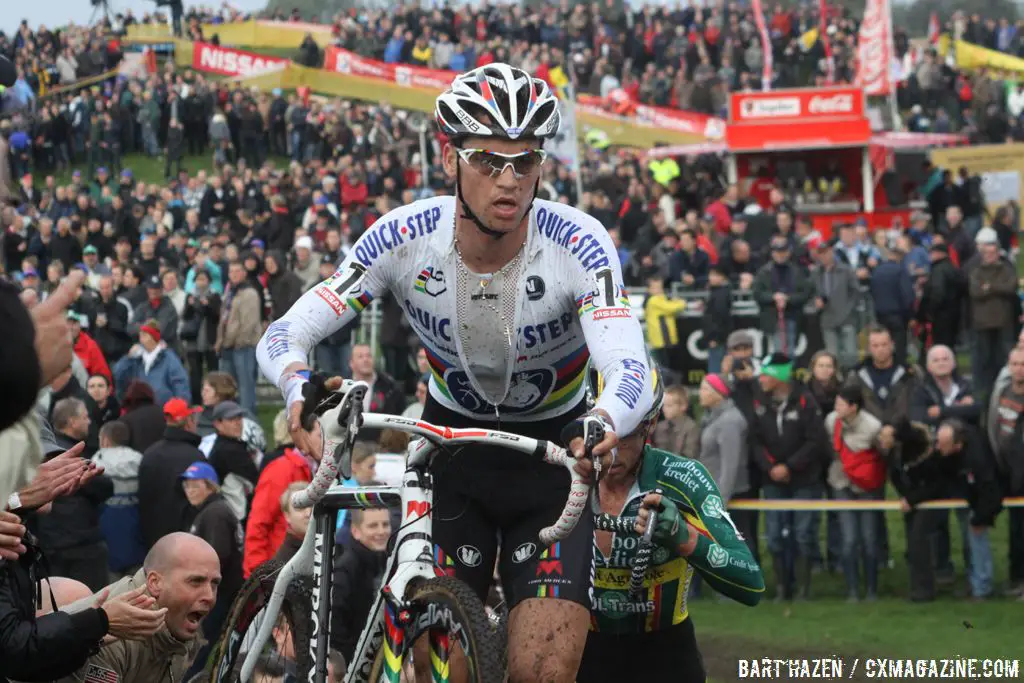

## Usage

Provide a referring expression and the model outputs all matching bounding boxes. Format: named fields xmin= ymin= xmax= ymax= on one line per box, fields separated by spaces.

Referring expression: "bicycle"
xmin=205 ymin=379 xmax=598 ymax=683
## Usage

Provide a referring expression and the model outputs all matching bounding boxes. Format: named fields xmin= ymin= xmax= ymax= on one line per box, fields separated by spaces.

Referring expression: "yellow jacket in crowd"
xmin=645 ymin=295 xmax=686 ymax=349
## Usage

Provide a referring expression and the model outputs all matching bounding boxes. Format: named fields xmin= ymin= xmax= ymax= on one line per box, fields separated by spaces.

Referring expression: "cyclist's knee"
xmin=507 ymin=598 xmax=588 ymax=683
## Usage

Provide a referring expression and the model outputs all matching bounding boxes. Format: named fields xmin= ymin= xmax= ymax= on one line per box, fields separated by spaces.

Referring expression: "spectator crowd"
xmin=2 ymin=2 xmax=1024 ymax=682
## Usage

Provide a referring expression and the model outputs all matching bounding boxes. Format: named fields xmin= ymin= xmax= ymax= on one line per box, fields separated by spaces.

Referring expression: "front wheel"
xmin=205 ymin=559 xmax=313 ymax=683
xmin=366 ymin=576 xmax=505 ymax=683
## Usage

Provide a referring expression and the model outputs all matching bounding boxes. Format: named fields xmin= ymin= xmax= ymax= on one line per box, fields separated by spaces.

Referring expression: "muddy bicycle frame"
xmin=234 ymin=382 xmax=589 ymax=683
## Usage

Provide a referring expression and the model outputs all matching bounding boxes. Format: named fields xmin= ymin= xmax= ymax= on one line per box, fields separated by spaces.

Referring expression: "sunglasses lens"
xmin=465 ymin=150 xmax=545 ymax=177
xmin=513 ymin=151 xmax=545 ymax=176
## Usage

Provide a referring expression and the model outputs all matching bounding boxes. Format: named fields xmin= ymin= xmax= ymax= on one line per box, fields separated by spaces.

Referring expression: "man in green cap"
xmin=752 ymin=352 xmax=829 ymax=602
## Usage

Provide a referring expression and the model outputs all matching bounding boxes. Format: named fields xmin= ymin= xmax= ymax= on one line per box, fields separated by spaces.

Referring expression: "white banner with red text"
xmin=191 ymin=41 xmax=289 ymax=78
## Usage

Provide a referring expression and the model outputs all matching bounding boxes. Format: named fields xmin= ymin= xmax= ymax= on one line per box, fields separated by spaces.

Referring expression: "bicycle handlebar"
xmin=290 ymin=380 xmax=590 ymax=545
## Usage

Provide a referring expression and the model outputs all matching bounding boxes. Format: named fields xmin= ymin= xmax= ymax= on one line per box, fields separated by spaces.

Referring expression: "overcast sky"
xmin=7 ymin=0 xmax=268 ymax=34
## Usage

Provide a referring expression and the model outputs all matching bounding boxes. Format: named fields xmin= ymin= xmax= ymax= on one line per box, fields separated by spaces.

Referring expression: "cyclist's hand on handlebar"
xmin=635 ymin=493 xmax=692 ymax=551
xmin=287 ymin=374 xmax=344 ymax=460
xmin=568 ymin=410 xmax=619 ymax=481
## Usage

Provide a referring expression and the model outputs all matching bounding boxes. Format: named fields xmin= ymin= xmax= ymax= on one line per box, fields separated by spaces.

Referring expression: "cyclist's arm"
xmin=256 ymin=229 xmax=393 ymax=408
xmin=571 ymin=223 xmax=654 ymax=436
xmin=657 ymin=459 xmax=764 ymax=606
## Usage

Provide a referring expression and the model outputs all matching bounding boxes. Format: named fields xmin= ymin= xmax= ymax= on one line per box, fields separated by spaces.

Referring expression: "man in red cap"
xmin=137 ymin=397 xmax=204 ymax=551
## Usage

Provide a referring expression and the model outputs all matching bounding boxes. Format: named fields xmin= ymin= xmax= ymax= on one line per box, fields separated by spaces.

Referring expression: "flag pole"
xmin=886 ymin=0 xmax=901 ymax=130
xmin=567 ymin=69 xmax=585 ymax=208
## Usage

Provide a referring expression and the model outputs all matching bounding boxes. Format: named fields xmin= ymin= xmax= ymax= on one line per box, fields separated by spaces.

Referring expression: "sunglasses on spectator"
xmin=456 ymin=148 xmax=548 ymax=179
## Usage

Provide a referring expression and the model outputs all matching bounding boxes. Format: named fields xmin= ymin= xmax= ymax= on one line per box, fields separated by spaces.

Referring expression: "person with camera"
xmin=719 ymin=330 xmax=762 ymax=566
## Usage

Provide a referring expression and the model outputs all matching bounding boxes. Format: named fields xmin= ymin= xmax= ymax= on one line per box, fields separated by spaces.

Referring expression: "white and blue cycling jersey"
xmin=256 ymin=196 xmax=655 ymax=436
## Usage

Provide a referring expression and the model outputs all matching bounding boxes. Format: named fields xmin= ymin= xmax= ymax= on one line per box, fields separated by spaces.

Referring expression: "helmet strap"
xmin=455 ymin=160 xmax=539 ymax=241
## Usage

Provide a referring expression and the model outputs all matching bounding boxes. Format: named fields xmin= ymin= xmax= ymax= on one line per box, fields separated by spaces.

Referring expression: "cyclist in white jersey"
xmin=256 ymin=63 xmax=654 ymax=683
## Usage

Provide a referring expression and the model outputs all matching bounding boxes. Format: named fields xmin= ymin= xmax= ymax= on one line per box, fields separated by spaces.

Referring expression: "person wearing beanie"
xmin=697 ymin=374 xmax=755 ymax=558
xmin=752 ymin=353 xmax=829 ymax=602
xmin=112 ymin=320 xmax=190 ymax=407
xmin=968 ymin=226 xmax=1017 ymax=396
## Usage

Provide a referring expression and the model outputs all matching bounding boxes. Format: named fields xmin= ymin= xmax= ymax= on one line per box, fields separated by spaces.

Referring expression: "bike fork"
xmin=380 ymin=601 xmax=409 ymax=683
xmin=428 ymin=629 xmax=452 ymax=683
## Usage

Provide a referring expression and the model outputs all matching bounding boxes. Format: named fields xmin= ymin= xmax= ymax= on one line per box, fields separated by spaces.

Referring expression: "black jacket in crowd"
xmin=264 ymin=251 xmax=304 ymax=320
xmin=92 ymin=295 xmax=133 ymax=363
xmin=845 ymin=361 xmax=919 ymax=426
xmin=189 ymin=492 xmax=243 ymax=608
xmin=702 ymin=283 xmax=732 ymax=347
xmin=330 ymin=538 xmax=387 ymax=663
xmin=908 ymin=373 xmax=980 ymax=428
xmin=0 ymin=533 xmax=110 ymax=683
xmin=916 ymin=254 xmax=964 ymax=339
xmin=138 ymin=426 xmax=204 ymax=550
xmin=751 ymin=384 xmax=830 ymax=489
xmin=888 ymin=424 xmax=1002 ymax=527
xmin=207 ymin=435 xmax=259 ymax=494
xmin=121 ymin=403 xmax=167 ymax=455
xmin=30 ymin=434 xmax=113 ymax=554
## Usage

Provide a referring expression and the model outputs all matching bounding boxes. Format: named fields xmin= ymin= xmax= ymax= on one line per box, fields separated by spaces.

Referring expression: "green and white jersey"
xmin=591 ymin=447 xmax=764 ymax=634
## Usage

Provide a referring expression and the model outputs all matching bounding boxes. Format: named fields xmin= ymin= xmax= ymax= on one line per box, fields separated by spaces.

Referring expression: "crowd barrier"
xmin=728 ymin=498 xmax=1024 ymax=511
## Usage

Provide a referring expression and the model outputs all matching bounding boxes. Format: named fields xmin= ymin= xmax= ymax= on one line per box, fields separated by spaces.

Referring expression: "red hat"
xmin=164 ymin=397 xmax=201 ymax=421
xmin=703 ymin=373 xmax=731 ymax=398
xmin=139 ymin=320 xmax=161 ymax=342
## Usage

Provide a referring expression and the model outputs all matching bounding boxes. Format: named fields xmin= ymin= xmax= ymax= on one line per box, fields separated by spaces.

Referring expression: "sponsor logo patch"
xmin=457 ymin=545 xmax=482 ymax=567
xmin=513 ymin=542 xmax=537 ymax=564
xmin=593 ymin=307 xmax=631 ymax=320
xmin=707 ymin=543 xmax=728 ymax=569
xmin=315 ymin=287 xmax=347 ymax=316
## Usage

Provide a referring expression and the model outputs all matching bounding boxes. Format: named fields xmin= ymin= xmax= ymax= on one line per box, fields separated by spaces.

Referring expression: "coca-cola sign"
xmin=730 ymin=87 xmax=864 ymax=124
xmin=808 ymin=93 xmax=854 ymax=114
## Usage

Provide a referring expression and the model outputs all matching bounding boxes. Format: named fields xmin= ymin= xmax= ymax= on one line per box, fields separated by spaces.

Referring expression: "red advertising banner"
xmin=573 ymin=95 xmax=724 ymax=139
xmin=729 ymin=86 xmax=865 ymax=124
xmin=324 ymin=46 xmax=454 ymax=91
xmin=191 ymin=42 xmax=288 ymax=78
xmin=323 ymin=47 xmax=724 ymax=139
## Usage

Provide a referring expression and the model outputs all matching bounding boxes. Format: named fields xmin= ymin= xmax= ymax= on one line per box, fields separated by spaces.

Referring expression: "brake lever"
xmin=299 ymin=373 xmax=342 ymax=432
xmin=332 ymin=383 xmax=367 ymax=481
xmin=583 ymin=416 xmax=604 ymax=475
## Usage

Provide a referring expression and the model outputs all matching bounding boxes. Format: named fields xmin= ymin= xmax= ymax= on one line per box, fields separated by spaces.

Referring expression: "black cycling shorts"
xmin=422 ymin=394 xmax=594 ymax=611
xmin=577 ymin=618 xmax=706 ymax=683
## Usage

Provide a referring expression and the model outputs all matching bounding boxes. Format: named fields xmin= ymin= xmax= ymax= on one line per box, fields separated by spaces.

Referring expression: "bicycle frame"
xmin=237 ymin=403 xmax=590 ymax=683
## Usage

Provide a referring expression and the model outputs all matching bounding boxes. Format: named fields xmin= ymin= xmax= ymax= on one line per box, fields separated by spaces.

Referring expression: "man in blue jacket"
xmin=870 ymin=245 xmax=916 ymax=368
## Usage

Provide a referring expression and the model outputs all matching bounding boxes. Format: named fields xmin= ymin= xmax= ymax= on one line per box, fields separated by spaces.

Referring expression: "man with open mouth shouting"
xmin=54 ymin=532 xmax=221 ymax=683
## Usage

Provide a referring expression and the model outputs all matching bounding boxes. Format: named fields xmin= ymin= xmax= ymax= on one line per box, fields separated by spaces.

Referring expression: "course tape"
xmin=727 ymin=497 xmax=1024 ymax=511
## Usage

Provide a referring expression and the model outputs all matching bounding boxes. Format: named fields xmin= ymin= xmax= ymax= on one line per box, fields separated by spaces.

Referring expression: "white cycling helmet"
xmin=435 ymin=63 xmax=561 ymax=141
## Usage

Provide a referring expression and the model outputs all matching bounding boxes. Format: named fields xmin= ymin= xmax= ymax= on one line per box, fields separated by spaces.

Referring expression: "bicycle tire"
xmin=205 ymin=559 xmax=314 ymax=683
xmin=366 ymin=576 xmax=505 ymax=683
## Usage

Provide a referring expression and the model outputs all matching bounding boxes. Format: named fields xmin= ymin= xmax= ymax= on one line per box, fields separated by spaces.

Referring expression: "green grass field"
xmin=34 ymin=152 xmax=296 ymax=188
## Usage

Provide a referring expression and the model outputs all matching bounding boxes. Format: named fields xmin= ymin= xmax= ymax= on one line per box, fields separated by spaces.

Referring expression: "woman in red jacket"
xmin=70 ymin=313 xmax=112 ymax=383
